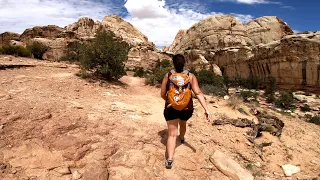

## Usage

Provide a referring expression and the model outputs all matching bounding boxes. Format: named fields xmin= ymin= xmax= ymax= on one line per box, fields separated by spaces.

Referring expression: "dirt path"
xmin=0 ymin=56 xmax=319 ymax=180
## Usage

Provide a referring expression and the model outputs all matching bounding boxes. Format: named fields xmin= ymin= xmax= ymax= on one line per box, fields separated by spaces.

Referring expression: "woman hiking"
xmin=160 ymin=54 xmax=212 ymax=169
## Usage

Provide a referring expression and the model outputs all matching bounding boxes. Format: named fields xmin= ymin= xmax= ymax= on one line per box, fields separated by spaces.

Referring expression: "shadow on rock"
xmin=158 ymin=129 xmax=197 ymax=153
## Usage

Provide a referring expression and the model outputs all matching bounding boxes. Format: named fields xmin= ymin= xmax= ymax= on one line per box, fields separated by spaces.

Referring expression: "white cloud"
xmin=124 ymin=0 xmax=254 ymax=47
xmin=217 ymin=0 xmax=280 ymax=4
xmin=0 ymin=0 xmax=118 ymax=33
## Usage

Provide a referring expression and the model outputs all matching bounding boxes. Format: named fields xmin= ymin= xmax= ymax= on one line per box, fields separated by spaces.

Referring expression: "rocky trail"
xmin=0 ymin=55 xmax=319 ymax=180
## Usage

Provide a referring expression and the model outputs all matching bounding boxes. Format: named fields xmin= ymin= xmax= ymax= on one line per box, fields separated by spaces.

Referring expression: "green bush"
xmin=240 ymin=90 xmax=259 ymax=102
xmin=200 ymin=84 xmax=228 ymax=96
xmin=266 ymin=94 xmax=276 ymax=103
xmin=80 ymin=30 xmax=130 ymax=80
xmin=160 ymin=59 xmax=171 ymax=68
xmin=275 ymin=91 xmax=296 ymax=110
xmin=0 ymin=47 xmax=3 ymax=54
xmin=300 ymin=104 xmax=311 ymax=112
xmin=265 ymin=76 xmax=277 ymax=95
xmin=308 ymin=116 xmax=320 ymax=125
xmin=197 ymin=69 xmax=215 ymax=85
xmin=60 ymin=41 xmax=83 ymax=62
xmin=2 ymin=46 xmax=31 ymax=57
xmin=233 ymin=75 xmax=260 ymax=89
xmin=27 ymin=42 xmax=48 ymax=59
xmin=133 ymin=67 xmax=146 ymax=77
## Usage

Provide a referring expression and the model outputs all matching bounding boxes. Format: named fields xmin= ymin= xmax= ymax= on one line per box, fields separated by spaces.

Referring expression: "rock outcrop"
xmin=168 ymin=15 xmax=293 ymax=53
xmin=0 ymin=15 xmax=170 ymax=70
xmin=214 ymin=31 xmax=320 ymax=88
xmin=0 ymin=32 xmax=20 ymax=47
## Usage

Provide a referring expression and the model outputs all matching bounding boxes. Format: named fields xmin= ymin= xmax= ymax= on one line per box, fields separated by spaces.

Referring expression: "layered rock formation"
xmin=214 ymin=32 xmax=320 ymax=88
xmin=168 ymin=14 xmax=320 ymax=88
xmin=0 ymin=15 xmax=170 ymax=70
xmin=168 ymin=15 xmax=293 ymax=53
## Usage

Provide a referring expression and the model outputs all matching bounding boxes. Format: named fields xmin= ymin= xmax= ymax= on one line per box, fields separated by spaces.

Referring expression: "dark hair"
xmin=172 ymin=54 xmax=185 ymax=73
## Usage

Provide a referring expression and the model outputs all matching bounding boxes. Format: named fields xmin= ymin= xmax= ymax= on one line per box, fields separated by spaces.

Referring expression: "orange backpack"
xmin=166 ymin=70 xmax=192 ymax=111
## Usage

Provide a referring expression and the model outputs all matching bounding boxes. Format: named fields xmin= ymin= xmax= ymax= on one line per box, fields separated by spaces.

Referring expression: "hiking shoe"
xmin=165 ymin=160 xmax=173 ymax=169
xmin=179 ymin=136 xmax=185 ymax=144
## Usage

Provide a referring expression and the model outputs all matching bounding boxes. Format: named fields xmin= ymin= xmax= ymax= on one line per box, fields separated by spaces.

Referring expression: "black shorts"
xmin=164 ymin=107 xmax=194 ymax=121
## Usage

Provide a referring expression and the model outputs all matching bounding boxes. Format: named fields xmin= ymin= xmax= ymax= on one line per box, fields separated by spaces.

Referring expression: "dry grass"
xmin=227 ymin=95 xmax=243 ymax=110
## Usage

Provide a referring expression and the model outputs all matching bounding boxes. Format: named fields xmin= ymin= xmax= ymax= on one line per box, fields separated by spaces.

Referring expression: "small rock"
xmin=213 ymin=105 xmax=220 ymax=108
xmin=281 ymin=164 xmax=300 ymax=177
xmin=210 ymin=150 xmax=253 ymax=180
xmin=141 ymin=110 xmax=152 ymax=115
xmin=224 ymin=95 xmax=230 ymax=100
xmin=209 ymin=100 xmax=215 ymax=104
xmin=54 ymin=167 xmax=71 ymax=175
xmin=311 ymin=159 xmax=320 ymax=165
xmin=254 ymin=162 xmax=261 ymax=167
xmin=7 ymin=114 xmax=21 ymax=122
xmin=72 ymin=170 xmax=82 ymax=180
xmin=129 ymin=115 xmax=142 ymax=120
xmin=0 ymin=125 xmax=3 ymax=129
xmin=305 ymin=112 xmax=315 ymax=117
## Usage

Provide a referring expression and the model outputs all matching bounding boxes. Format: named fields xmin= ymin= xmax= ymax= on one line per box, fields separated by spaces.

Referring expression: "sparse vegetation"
xmin=246 ymin=163 xmax=254 ymax=170
xmin=300 ymin=104 xmax=311 ymax=112
xmin=266 ymin=94 xmax=276 ymax=103
xmin=1 ymin=45 xmax=31 ymax=57
xmin=275 ymin=91 xmax=296 ymax=110
xmin=60 ymin=41 xmax=83 ymax=62
xmin=234 ymin=75 xmax=261 ymax=89
xmin=308 ymin=116 xmax=320 ymax=125
xmin=27 ymin=41 xmax=48 ymax=60
xmin=146 ymin=59 xmax=172 ymax=85
xmin=227 ymin=95 xmax=242 ymax=110
xmin=79 ymin=30 xmax=130 ymax=80
xmin=0 ymin=47 xmax=3 ymax=54
xmin=240 ymin=90 xmax=259 ymax=102
xmin=196 ymin=69 xmax=227 ymax=96
xmin=264 ymin=76 xmax=277 ymax=95
xmin=133 ymin=67 xmax=146 ymax=77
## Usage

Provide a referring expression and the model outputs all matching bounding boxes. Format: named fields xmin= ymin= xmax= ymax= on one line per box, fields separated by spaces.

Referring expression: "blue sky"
xmin=0 ymin=0 xmax=319 ymax=47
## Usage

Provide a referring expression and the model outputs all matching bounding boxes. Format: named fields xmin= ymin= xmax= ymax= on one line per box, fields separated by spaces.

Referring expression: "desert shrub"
xmin=300 ymin=104 xmax=311 ymax=112
xmin=265 ymin=76 xmax=277 ymax=95
xmin=197 ymin=69 xmax=216 ymax=85
xmin=266 ymin=94 xmax=276 ymax=103
xmin=133 ymin=67 xmax=146 ymax=77
xmin=60 ymin=41 xmax=83 ymax=62
xmin=0 ymin=47 xmax=3 ymax=54
xmin=147 ymin=59 xmax=172 ymax=85
xmin=240 ymin=90 xmax=259 ymax=102
xmin=27 ymin=41 xmax=48 ymax=59
xmin=275 ymin=91 xmax=296 ymax=110
xmin=234 ymin=75 xmax=260 ymax=89
xmin=80 ymin=30 xmax=130 ymax=80
xmin=201 ymin=84 xmax=228 ymax=96
xmin=160 ymin=59 xmax=171 ymax=68
xmin=2 ymin=45 xmax=31 ymax=57
xmin=308 ymin=116 xmax=320 ymax=125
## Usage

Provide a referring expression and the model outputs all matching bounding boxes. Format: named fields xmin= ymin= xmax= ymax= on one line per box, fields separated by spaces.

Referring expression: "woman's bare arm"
xmin=160 ymin=73 xmax=169 ymax=100
xmin=190 ymin=74 xmax=212 ymax=122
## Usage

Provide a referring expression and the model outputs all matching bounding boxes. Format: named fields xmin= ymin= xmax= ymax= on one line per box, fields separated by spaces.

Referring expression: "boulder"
xmin=210 ymin=150 xmax=253 ymax=180
xmin=0 ymin=32 xmax=20 ymax=47
xmin=281 ymin=164 xmax=300 ymax=177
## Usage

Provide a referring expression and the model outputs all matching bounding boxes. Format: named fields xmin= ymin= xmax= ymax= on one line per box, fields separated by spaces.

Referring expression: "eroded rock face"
xmin=0 ymin=32 xmax=20 ymax=47
xmin=168 ymin=15 xmax=293 ymax=53
xmin=20 ymin=25 xmax=65 ymax=42
xmin=168 ymin=15 xmax=253 ymax=53
xmin=214 ymin=32 xmax=320 ymax=88
xmin=246 ymin=16 xmax=293 ymax=45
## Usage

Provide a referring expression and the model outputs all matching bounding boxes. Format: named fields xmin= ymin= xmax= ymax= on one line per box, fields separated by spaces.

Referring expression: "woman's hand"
xmin=204 ymin=110 xmax=212 ymax=122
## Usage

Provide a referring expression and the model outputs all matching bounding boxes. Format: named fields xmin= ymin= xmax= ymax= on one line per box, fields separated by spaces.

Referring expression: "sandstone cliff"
xmin=213 ymin=31 xmax=320 ymax=88
xmin=168 ymin=15 xmax=293 ymax=53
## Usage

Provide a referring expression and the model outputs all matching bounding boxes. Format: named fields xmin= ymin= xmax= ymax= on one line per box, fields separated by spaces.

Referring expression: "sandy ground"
xmin=0 ymin=55 xmax=319 ymax=180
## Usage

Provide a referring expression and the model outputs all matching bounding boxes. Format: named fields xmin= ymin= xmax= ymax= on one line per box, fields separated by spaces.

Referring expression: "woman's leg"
xmin=166 ymin=119 xmax=179 ymax=160
xmin=179 ymin=120 xmax=187 ymax=139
